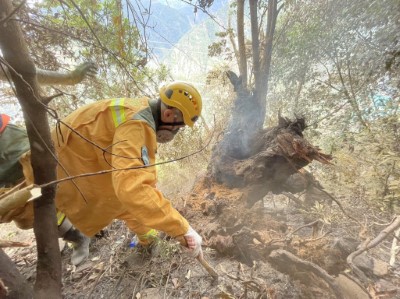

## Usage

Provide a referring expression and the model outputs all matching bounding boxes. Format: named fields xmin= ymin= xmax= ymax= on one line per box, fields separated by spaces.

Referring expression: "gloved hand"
xmin=69 ymin=61 xmax=98 ymax=84
xmin=183 ymin=226 xmax=203 ymax=257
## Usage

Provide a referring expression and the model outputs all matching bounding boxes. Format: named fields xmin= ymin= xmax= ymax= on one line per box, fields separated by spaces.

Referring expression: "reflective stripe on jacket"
xmin=39 ymin=98 xmax=188 ymax=237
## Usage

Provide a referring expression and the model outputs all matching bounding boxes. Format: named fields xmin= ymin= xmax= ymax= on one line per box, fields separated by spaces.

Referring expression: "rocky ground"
xmin=1 ymin=176 xmax=400 ymax=298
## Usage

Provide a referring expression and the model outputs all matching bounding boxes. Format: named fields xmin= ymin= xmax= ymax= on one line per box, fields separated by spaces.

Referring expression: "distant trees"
xmin=269 ymin=0 xmax=400 ymax=210
xmin=4 ymin=0 xmax=168 ymax=114
xmin=208 ymin=0 xmax=399 ymax=209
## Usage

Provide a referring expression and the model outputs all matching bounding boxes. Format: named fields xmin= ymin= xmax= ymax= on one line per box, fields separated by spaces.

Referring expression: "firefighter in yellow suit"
xmin=9 ymin=81 xmax=203 ymax=265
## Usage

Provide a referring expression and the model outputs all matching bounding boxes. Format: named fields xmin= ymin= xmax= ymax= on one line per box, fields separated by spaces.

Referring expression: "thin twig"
xmin=87 ymin=262 xmax=105 ymax=299
xmin=347 ymin=215 xmax=400 ymax=273
xmin=39 ymin=130 xmax=213 ymax=188
xmin=42 ymin=92 xmax=64 ymax=105
xmin=282 ymin=191 xmax=303 ymax=206
xmin=108 ymin=268 xmax=126 ymax=298
xmin=299 ymin=231 xmax=331 ymax=245
xmin=163 ymin=261 xmax=174 ymax=298
xmin=289 ymin=220 xmax=321 ymax=237
xmin=266 ymin=220 xmax=321 ymax=245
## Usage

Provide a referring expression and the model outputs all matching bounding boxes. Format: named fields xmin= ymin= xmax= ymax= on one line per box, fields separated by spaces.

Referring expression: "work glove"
xmin=183 ymin=226 xmax=203 ymax=257
xmin=69 ymin=61 xmax=98 ymax=84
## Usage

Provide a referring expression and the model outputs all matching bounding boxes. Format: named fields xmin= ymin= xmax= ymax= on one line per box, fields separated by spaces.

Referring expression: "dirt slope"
xmin=2 ymin=176 xmax=399 ymax=298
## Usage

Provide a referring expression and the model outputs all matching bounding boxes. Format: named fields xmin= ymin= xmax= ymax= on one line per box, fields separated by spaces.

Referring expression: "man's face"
xmin=156 ymin=108 xmax=186 ymax=143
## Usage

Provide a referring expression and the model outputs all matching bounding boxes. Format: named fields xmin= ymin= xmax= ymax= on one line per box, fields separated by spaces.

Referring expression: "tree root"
xmin=268 ymin=249 xmax=346 ymax=298
xmin=347 ymin=215 xmax=400 ymax=282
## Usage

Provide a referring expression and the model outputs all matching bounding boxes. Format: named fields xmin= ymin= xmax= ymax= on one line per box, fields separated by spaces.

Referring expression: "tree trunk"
xmin=236 ymin=0 xmax=247 ymax=88
xmin=0 ymin=1 xmax=61 ymax=298
xmin=209 ymin=74 xmax=264 ymax=186
xmin=0 ymin=249 xmax=32 ymax=298
xmin=250 ymin=0 xmax=260 ymax=92
xmin=210 ymin=1 xmax=279 ymax=186
xmin=259 ymin=0 xmax=277 ymax=112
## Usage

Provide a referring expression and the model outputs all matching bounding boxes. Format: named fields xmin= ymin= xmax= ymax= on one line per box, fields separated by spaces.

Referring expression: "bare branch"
xmin=42 ymin=93 xmax=63 ymax=105
xmin=347 ymin=215 xmax=400 ymax=279
xmin=390 ymin=227 xmax=400 ymax=267
xmin=0 ymin=240 xmax=30 ymax=248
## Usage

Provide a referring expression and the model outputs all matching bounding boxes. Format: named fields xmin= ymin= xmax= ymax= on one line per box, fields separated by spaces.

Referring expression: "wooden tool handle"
xmin=176 ymin=236 xmax=219 ymax=280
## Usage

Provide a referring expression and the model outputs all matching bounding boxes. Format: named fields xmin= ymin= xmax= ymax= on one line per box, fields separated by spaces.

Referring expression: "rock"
xmin=334 ymin=274 xmax=369 ymax=299
xmin=330 ymin=237 xmax=359 ymax=256
xmin=353 ymin=254 xmax=389 ymax=278
xmin=354 ymin=254 xmax=374 ymax=276
xmin=373 ymin=259 xmax=389 ymax=277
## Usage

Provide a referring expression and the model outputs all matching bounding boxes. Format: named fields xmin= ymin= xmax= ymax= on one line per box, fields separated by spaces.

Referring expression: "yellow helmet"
xmin=159 ymin=81 xmax=202 ymax=127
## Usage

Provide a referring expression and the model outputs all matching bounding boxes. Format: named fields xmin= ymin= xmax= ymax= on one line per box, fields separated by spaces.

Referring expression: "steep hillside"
xmin=130 ymin=0 xmax=229 ymax=59
xmin=159 ymin=1 xmax=230 ymax=77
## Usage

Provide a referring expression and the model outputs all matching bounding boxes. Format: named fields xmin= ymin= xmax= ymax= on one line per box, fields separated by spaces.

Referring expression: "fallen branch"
xmin=268 ymin=249 xmax=345 ymax=299
xmin=347 ymin=215 xmax=400 ymax=280
xmin=390 ymin=227 xmax=400 ymax=267
xmin=0 ymin=240 xmax=30 ymax=248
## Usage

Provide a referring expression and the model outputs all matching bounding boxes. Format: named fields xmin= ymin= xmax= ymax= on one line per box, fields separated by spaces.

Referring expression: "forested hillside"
xmin=0 ymin=0 xmax=399 ymax=298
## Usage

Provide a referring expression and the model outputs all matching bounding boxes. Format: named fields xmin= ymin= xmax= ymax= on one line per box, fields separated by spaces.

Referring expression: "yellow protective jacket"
xmin=9 ymin=98 xmax=189 ymax=237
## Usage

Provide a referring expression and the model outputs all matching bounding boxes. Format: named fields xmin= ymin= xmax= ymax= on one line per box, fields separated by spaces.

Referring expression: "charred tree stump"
xmin=209 ymin=71 xmax=265 ymax=188
xmin=210 ymin=111 xmax=332 ymax=206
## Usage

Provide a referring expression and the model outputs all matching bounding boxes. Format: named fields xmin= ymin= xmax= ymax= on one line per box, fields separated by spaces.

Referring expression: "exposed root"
xmin=268 ymin=249 xmax=345 ymax=298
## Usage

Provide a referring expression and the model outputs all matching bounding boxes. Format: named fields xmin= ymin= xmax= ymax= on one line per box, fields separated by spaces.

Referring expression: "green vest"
xmin=0 ymin=124 xmax=30 ymax=187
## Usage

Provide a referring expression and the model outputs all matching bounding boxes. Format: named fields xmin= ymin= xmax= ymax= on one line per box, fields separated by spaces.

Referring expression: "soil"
xmin=1 ymin=176 xmax=400 ymax=298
